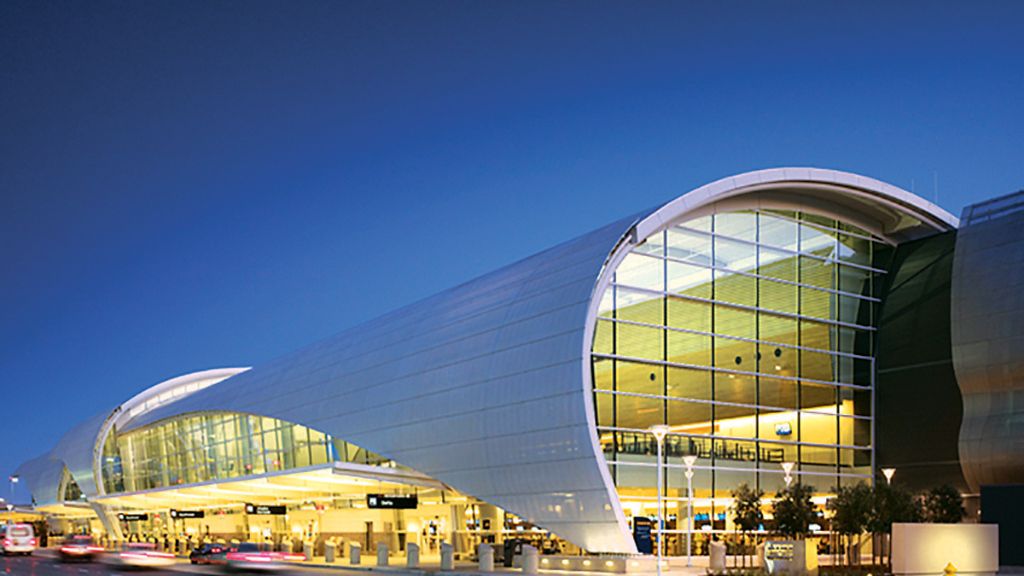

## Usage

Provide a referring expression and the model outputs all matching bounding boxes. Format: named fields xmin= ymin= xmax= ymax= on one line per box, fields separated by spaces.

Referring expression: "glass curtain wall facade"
xmin=101 ymin=412 xmax=390 ymax=494
xmin=592 ymin=210 xmax=884 ymax=536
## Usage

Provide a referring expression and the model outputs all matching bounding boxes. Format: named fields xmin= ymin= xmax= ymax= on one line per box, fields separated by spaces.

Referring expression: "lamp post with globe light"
xmin=648 ymin=424 xmax=670 ymax=576
xmin=683 ymin=454 xmax=697 ymax=567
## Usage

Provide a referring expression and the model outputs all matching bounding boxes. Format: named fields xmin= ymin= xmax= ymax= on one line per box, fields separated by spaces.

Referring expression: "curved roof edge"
xmin=635 ymin=167 xmax=958 ymax=244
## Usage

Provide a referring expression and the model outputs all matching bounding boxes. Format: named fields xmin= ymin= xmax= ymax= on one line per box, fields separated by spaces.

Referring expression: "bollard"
xmin=377 ymin=542 xmax=389 ymax=566
xmin=709 ymin=540 xmax=727 ymax=574
xmin=440 ymin=542 xmax=454 ymax=571
xmin=407 ymin=542 xmax=420 ymax=568
xmin=325 ymin=540 xmax=336 ymax=563
xmin=520 ymin=544 xmax=538 ymax=574
xmin=478 ymin=543 xmax=495 ymax=572
xmin=304 ymin=540 xmax=313 ymax=562
xmin=350 ymin=542 xmax=362 ymax=565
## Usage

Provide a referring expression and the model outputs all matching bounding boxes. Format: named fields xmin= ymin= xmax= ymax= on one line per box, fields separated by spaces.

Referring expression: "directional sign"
xmin=117 ymin=513 xmax=148 ymax=522
xmin=367 ymin=494 xmax=417 ymax=509
xmin=170 ymin=509 xmax=204 ymax=519
xmin=245 ymin=503 xmax=286 ymax=515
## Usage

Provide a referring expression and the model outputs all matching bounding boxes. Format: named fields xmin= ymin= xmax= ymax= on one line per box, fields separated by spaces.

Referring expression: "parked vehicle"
xmin=59 ymin=535 xmax=104 ymax=562
xmin=0 ymin=523 xmax=36 ymax=555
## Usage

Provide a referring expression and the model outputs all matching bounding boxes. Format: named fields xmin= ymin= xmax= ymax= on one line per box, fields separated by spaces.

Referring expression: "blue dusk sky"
xmin=1 ymin=1 xmax=1022 ymax=499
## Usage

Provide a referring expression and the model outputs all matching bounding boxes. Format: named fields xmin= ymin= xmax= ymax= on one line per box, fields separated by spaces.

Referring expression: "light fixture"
xmin=682 ymin=454 xmax=697 ymax=567
xmin=648 ymin=424 xmax=670 ymax=576
xmin=882 ymin=468 xmax=896 ymax=485
xmin=781 ymin=462 xmax=795 ymax=487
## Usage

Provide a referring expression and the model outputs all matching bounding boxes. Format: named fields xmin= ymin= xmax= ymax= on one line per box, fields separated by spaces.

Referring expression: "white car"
xmin=1 ymin=524 xmax=37 ymax=555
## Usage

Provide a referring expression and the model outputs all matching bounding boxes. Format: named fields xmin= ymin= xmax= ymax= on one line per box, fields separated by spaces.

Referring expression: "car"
xmin=117 ymin=542 xmax=175 ymax=568
xmin=189 ymin=543 xmax=226 ymax=565
xmin=0 ymin=523 xmax=37 ymax=555
xmin=225 ymin=542 xmax=303 ymax=572
xmin=59 ymin=535 xmax=104 ymax=562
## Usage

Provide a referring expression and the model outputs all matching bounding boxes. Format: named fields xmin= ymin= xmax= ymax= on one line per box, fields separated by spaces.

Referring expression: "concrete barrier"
xmin=406 ymin=542 xmax=420 ymax=568
xmin=377 ymin=542 xmax=389 ymax=566
xmin=521 ymin=544 xmax=538 ymax=574
xmin=350 ymin=542 xmax=361 ymax=565
xmin=892 ymin=523 xmax=998 ymax=576
xmin=440 ymin=542 xmax=454 ymax=571
xmin=325 ymin=541 xmax=336 ymax=563
xmin=303 ymin=540 xmax=313 ymax=561
xmin=478 ymin=543 xmax=494 ymax=572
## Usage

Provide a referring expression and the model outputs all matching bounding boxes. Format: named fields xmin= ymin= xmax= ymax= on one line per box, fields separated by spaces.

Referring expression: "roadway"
xmin=0 ymin=552 xmax=371 ymax=576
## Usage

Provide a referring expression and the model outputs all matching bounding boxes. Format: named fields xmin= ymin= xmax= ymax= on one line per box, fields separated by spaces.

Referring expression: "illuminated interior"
xmin=592 ymin=209 xmax=881 ymax=548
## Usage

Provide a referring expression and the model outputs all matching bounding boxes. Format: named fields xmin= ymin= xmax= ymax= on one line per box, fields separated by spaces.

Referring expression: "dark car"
xmin=59 ymin=535 xmax=103 ymax=562
xmin=190 ymin=543 xmax=226 ymax=565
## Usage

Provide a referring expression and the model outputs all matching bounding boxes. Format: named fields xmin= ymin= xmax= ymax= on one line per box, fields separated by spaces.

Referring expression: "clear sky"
xmin=1 ymin=0 xmax=1022 ymax=500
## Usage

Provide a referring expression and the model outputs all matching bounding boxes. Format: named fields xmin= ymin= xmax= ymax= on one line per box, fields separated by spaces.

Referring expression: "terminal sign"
xmin=367 ymin=494 xmax=417 ymax=509
xmin=245 ymin=503 xmax=287 ymax=515
xmin=765 ymin=541 xmax=795 ymax=560
xmin=117 ymin=513 xmax=148 ymax=522
xmin=170 ymin=509 xmax=204 ymax=519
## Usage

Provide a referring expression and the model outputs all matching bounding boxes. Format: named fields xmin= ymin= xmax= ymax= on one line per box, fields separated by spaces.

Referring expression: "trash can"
xmin=325 ymin=540 xmax=336 ymax=563
xmin=407 ymin=542 xmax=420 ymax=568
xmin=377 ymin=542 xmax=389 ymax=566
xmin=440 ymin=542 xmax=454 ymax=571
xmin=478 ymin=543 xmax=494 ymax=572
xmin=350 ymin=542 xmax=361 ymax=565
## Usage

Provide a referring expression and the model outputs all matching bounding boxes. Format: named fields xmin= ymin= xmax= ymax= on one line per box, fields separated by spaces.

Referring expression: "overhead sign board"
xmin=170 ymin=509 xmax=205 ymax=519
xmin=245 ymin=503 xmax=287 ymax=515
xmin=117 ymin=513 xmax=148 ymax=522
xmin=367 ymin=494 xmax=418 ymax=509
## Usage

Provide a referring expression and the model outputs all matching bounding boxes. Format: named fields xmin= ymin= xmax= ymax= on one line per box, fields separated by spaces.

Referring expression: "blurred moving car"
xmin=225 ymin=542 xmax=303 ymax=572
xmin=189 ymin=542 xmax=226 ymax=565
xmin=59 ymin=535 xmax=104 ymax=562
xmin=118 ymin=542 xmax=175 ymax=568
xmin=0 ymin=523 xmax=36 ymax=555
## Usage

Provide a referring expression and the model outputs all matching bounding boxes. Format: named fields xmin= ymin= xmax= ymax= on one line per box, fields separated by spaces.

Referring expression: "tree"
xmin=731 ymin=483 xmax=764 ymax=567
xmin=868 ymin=483 xmax=922 ymax=567
xmin=923 ymin=484 xmax=964 ymax=523
xmin=772 ymin=483 xmax=816 ymax=539
xmin=828 ymin=484 xmax=872 ymax=565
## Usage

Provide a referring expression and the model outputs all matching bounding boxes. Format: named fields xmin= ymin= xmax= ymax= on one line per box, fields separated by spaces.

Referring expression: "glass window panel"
xmin=617 ymin=253 xmax=664 ymax=291
xmin=667 ymin=398 xmax=713 ymax=431
xmin=837 ymin=234 xmax=872 ymax=267
xmin=598 ymin=288 xmax=615 ymax=318
xmin=596 ymin=391 xmax=615 ymax=428
xmin=759 ymin=212 xmax=799 ymax=250
xmin=714 ymin=336 xmax=757 ymax=372
xmin=714 ymin=305 xmax=756 ymax=340
xmin=713 ymin=438 xmax=759 ymax=465
xmin=616 ymin=360 xmax=664 ymax=396
xmin=758 ymin=441 xmax=797 ymax=466
xmin=801 ymin=411 xmax=838 ymax=445
xmin=759 ymin=279 xmax=798 ymax=315
xmin=634 ymin=231 xmax=666 ymax=257
xmin=714 ymin=212 xmax=758 ymax=242
xmin=759 ymin=315 xmax=798 ymax=347
xmin=667 ymin=330 xmax=711 ymax=366
xmin=715 ymin=371 xmax=757 ymax=406
xmin=759 ymin=377 xmax=798 ymax=410
xmin=714 ymin=271 xmax=757 ymax=307
xmin=593 ymin=357 xmax=615 ymax=390
xmin=616 ymin=322 xmax=663 ymax=360
xmin=757 ymin=247 xmax=798 ymax=282
xmin=800 ymin=288 xmax=834 ymax=321
xmin=801 ymin=348 xmax=837 ymax=382
xmin=615 ymin=286 xmax=664 ymax=325
xmin=666 ymin=227 xmax=713 ymax=264
xmin=615 ymin=393 xmax=664 ymax=430
xmin=714 ymin=237 xmax=758 ymax=273
xmin=667 ymin=298 xmax=711 ymax=333
xmin=799 ymin=256 xmax=833 ymax=290
xmin=667 ymin=366 xmax=712 ymax=402
xmin=801 ymin=382 xmax=838 ymax=411
xmin=667 ymin=261 xmax=713 ymax=298
xmin=593 ymin=319 xmax=614 ymax=355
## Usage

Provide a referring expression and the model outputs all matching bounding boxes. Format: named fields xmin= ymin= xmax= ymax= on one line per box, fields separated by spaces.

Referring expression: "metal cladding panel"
xmin=47 ymin=411 xmax=111 ymax=499
xmin=13 ymin=454 xmax=65 ymax=507
xmin=952 ymin=195 xmax=1024 ymax=491
xmin=124 ymin=213 xmax=645 ymax=553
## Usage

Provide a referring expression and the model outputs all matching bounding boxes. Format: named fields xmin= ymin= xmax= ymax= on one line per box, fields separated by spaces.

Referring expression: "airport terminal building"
xmin=15 ymin=168 xmax=1024 ymax=557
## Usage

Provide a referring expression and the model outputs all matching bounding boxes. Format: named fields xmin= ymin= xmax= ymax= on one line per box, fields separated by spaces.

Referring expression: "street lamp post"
xmin=683 ymin=455 xmax=697 ymax=567
xmin=881 ymin=468 xmax=896 ymax=485
xmin=8 ymin=475 xmax=18 ymax=502
xmin=781 ymin=462 xmax=795 ymax=487
xmin=649 ymin=425 xmax=670 ymax=576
